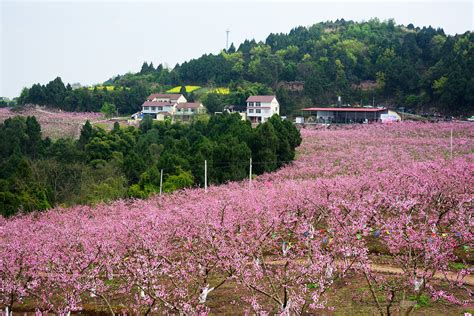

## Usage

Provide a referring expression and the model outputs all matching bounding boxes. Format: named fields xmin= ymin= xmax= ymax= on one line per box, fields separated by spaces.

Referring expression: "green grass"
xmin=408 ymin=294 xmax=431 ymax=308
xmin=449 ymin=262 xmax=466 ymax=270
xmin=93 ymin=122 xmax=109 ymax=130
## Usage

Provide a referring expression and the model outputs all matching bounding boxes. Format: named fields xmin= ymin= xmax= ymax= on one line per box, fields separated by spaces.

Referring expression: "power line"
xmin=156 ymin=159 xmax=296 ymax=172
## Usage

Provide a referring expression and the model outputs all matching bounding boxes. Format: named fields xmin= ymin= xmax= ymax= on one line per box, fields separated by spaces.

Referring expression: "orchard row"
xmin=1 ymin=122 xmax=473 ymax=314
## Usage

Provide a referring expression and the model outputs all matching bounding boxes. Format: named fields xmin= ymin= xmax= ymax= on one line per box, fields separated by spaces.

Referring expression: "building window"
xmin=152 ymin=106 xmax=156 ymax=111
xmin=256 ymin=109 xmax=261 ymax=114
xmin=275 ymin=107 xmax=278 ymax=112
xmin=249 ymin=109 xmax=254 ymax=113
xmin=158 ymin=106 xmax=163 ymax=111
xmin=256 ymin=102 xmax=261 ymax=106
xmin=248 ymin=102 xmax=254 ymax=107
xmin=144 ymin=106 xmax=149 ymax=111
xmin=191 ymin=109 xmax=195 ymax=112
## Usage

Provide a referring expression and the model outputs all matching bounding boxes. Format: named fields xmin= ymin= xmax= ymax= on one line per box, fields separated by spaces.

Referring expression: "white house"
xmin=141 ymin=94 xmax=206 ymax=121
xmin=175 ymin=102 xmax=206 ymax=121
xmin=246 ymin=95 xmax=279 ymax=123
xmin=141 ymin=93 xmax=187 ymax=119
xmin=147 ymin=93 xmax=187 ymax=104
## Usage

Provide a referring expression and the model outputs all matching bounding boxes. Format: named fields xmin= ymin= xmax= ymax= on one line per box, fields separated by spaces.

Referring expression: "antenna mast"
xmin=226 ymin=29 xmax=230 ymax=50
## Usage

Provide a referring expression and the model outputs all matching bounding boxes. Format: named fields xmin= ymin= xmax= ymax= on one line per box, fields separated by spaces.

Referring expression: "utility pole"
xmin=159 ymin=169 xmax=163 ymax=195
xmin=372 ymin=96 xmax=375 ymax=107
xmin=226 ymin=29 xmax=230 ymax=50
xmin=249 ymin=157 xmax=252 ymax=188
xmin=204 ymin=160 xmax=208 ymax=192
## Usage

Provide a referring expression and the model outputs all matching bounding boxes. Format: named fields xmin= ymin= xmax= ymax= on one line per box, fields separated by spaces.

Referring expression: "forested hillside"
xmin=0 ymin=114 xmax=300 ymax=217
xmin=17 ymin=19 xmax=473 ymax=115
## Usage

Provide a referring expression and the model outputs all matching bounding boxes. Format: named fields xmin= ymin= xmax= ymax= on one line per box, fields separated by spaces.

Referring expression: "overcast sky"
xmin=1 ymin=0 xmax=472 ymax=98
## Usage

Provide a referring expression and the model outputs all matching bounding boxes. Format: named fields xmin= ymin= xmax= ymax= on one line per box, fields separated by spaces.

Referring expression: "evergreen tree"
xmin=179 ymin=85 xmax=188 ymax=98
xmin=139 ymin=114 xmax=154 ymax=133
xmin=45 ymin=77 xmax=66 ymax=106
xmin=25 ymin=116 xmax=42 ymax=159
xmin=100 ymin=102 xmax=117 ymax=118
xmin=252 ymin=121 xmax=278 ymax=174
xmin=78 ymin=121 xmax=94 ymax=149
xmin=112 ymin=122 xmax=121 ymax=133
xmin=227 ymin=43 xmax=236 ymax=53
xmin=149 ymin=62 xmax=155 ymax=72
xmin=140 ymin=62 xmax=150 ymax=74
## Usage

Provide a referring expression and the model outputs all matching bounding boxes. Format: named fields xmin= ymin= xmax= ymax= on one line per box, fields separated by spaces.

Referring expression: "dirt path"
xmin=35 ymin=107 xmax=58 ymax=115
xmin=266 ymin=259 xmax=474 ymax=286
xmin=370 ymin=263 xmax=474 ymax=286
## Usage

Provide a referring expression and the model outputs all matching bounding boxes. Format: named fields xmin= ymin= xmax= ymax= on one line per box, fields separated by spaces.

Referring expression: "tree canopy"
xmin=0 ymin=113 xmax=300 ymax=216
xmin=17 ymin=20 xmax=473 ymax=116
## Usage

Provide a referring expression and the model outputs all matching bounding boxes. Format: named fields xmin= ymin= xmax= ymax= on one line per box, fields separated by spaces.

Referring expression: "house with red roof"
xmin=246 ymin=95 xmax=279 ymax=123
xmin=146 ymin=93 xmax=187 ymax=103
xmin=140 ymin=93 xmax=205 ymax=121
xmin=141 ymin=93 xmax=187 ymax=118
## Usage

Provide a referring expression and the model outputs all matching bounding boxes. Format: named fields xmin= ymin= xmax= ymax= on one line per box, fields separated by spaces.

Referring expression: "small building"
xmin=141 ymin=101 xmax=177 ymax=117
xmin=223 ymin=105 xmax=247 ymax=120
xmin=246 ymin=95 xmax=280 ymax=124
xmin=175 ymin=102 xmax=205 ymax=121
xmin=146 ymin=93 xmax=187 ymax=104
xmin=301 ymin=107 xmax=388 ymax=124
xmin=224 ymin=104 xmax=246 ymax=113
xmin=295 ymin=117 xmax=305 ymax=124
xmin=380 ymin=110 xmax=402 ymax=123
xmin=141 ymin=94 xmax=187 ymax=119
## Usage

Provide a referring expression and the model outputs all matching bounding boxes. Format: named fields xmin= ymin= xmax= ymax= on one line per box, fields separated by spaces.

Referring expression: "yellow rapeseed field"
xmin=166 ymin=86 xmax=201 ymax=93
xmin=209 ymin=87 xmax=230 ymax=94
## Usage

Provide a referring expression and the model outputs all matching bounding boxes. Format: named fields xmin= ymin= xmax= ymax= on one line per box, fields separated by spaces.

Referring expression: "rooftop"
xmin=225 ymin=104 xmax=248 ymax=112
xmin=142 ymin=101 xmax=175 ymax=107
xmin=176 ymin=102 xmax=203 ymax=109
xmin=147 ymin=93 xmax=183 ymax=101
xmin=246 ymin=95 xmax=276 ymax=103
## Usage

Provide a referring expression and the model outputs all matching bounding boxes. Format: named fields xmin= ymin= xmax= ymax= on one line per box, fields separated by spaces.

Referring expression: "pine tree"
xmin=25 ymin=116 xmax=42 ymax=159
xmin=252 ymin=122 xmax=278 ymax=174
xmin=228 ymin=43 xmax=236 ymax=53
xmin=140 ymin=62 xmax=150 ymax=74
xmin=78 ymin=120 xmax=94 ymax=149
xmin=179 ymin=86 xmax=188 ymax=99
xmin=140 ymin=115 xmax=153 ymax=133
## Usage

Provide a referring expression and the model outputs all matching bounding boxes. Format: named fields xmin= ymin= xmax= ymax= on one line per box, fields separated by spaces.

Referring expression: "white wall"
xmin=151 ymin=95 xmax=187 ymax=103
xmin=246 ymin=98 xmax=279 ymax=122
xmin=176 ymin=95 xmax=187 ymax=103
xmin=142 ymin=104 xmax=176 ymax=114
